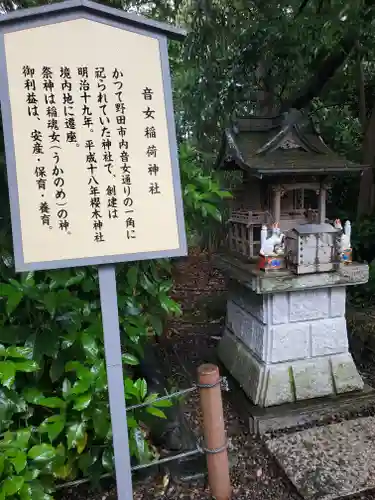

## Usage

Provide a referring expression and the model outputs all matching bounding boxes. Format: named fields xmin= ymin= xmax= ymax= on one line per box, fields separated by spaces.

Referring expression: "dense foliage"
xmin=0 ymin=141 xmax=229 ymax=498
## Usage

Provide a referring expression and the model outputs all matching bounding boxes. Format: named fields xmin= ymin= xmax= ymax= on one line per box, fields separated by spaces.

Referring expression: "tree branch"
xmin=282 ymin=0 xmax=375 ymax=112
xmin=281 ymin=31 xmax=356 ymax=111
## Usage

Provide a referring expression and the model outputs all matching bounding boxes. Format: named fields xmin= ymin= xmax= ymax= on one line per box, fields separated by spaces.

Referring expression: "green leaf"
xmin=146 ymin=406 xmax=167 ymax=419
xmin=33 ymin=329 xmax=60 ymax=358
xmin=81 ymin=332 xmax=99 ymax=360
xmin=5 ymin=288 xmax=23 ymax=315
xmin=92 ymin=407 xmax=110 ymax=439
xmin=102 ymin=448 xmax=114 ymax=471
xmin=2 ymin=475 xmax=24 ymax=495
xmin=0 ymin=456 xmax=4 ymax=476
xmin=21 ymin=271 xmax=35 ymax=287
xmin=23 ymin=481 xmax=53 ymax=500
xmin=5 ymin=346 xmax=33 ymax=359
xmin=70 ymin=377 xmax=92 ymax=396
xmin=202 ymin=202 xmax=222 ymax=221
xmin=124 ymin=378 xmax=139 ymax=398
xmin=158 ymin=293 xmax=182 ymax=315
xmin=15 ymin=429 xmax=31 ymax=448
xmin=43 ymin=292 xmax=57 ymax=317
xmin=130 ymin=428 xmax=151 ymax=464
xmin=78 ymin=452 xmax=95 ymax=475
xmin=123 ymin=297 xmax=141 ymax=316
xmin=127 ymin=266 xmax=138 ymax=288
xmin=28 ymin=444 xmax=56 ymax=463
xmin=24 ymin=387 xmax=44 ymax=404
xmin=76 ymin=432 xmax=88 ymax=454
xmin=65 ymin=271 xmax=85 ymax=288
xmin=65 ymin=361 xmax=92 ymax=379
xmin=134 ymin=379 xmax=147 ymax=400
xmin=0 ymin=326 xmax=30 ymax=345
xmin=92 ymin=361 xmax=107 ymax=390
xmin=122 ymin=353 xmax=139 ymax=366
xmin=62 ymin=378 xmax=71 ymax=400
xmin=6 ymin=448 xmax=27 ymax=473
xmin=67 ymin=422 xmax=85 ymax=450
xmin=23 ymin=468 xmax=39 ymax=482
xmin=126 ymin=416 xmax=138 ymax=428
xmin=0 ymin=283 xmax=16 ymax=297
xmin=36 ymin=397 xmax=66 ymax=409
xmin=53 ymin=462 xmax=72 ymax=479
xmin=140 ymin=274 xmax=157 ymax=295
xmin=152 ymin=398 xmax=173 ymax=408
xmin=0 ymin=361 xmax=16 ymax=388
xmin=73 ymin=392 xmax=92 ymax=411
xmin=19 ymin=483 xmax=32 ymax=500
xmin=38 ymin=415 xmax=65 ymax=442
xmin=149 ymin=315 xmax=163 ymax=336
xmin=49 ymin=354 xmax=66 ymax=383
xmin=13 ymin=360 xmax=39 ymax=373
xmin=0 ymin=389 xmax=27 ymax=426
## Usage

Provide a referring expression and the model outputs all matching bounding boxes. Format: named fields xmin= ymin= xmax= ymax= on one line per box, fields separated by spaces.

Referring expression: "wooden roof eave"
xmin=292 ymin=119 xmax=333 ymax=155
xmin=257 ymin=165 xmax=366 ymax=176
xmin=214 ymin=131 xmax=228 ymax=170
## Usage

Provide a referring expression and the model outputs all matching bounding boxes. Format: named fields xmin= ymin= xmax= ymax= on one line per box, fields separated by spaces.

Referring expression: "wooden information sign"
xmin=0 ymin=1 xmax=187 ymax=497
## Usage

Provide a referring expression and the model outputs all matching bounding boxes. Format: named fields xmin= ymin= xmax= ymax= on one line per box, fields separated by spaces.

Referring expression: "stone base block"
xmin=218 ymin=329 xmax=364 ymax=407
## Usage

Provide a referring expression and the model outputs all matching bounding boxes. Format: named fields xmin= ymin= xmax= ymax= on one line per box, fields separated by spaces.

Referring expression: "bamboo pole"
xmin=198 ymin=364 xmax=231 ymax=500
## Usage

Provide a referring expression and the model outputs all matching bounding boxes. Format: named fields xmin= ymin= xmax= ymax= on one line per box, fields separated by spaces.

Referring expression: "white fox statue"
xmin=260 ymin=223 xmax=285 ymax=256
xmin=334 ymin=219 xmax=351 ymax=252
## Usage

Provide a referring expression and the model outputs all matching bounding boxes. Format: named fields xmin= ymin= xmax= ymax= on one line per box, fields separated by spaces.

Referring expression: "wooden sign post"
xmin=0 ymin=1 xmax=187 ymax=497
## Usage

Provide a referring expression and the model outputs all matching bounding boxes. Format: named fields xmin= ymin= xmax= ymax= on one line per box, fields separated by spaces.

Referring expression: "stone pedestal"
xmin=215 ymin=255 xmax=369 ymax=407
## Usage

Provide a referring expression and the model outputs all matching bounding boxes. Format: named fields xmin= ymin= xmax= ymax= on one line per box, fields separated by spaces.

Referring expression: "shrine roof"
xmin=218 ymin=110 xmax=365 ymax=177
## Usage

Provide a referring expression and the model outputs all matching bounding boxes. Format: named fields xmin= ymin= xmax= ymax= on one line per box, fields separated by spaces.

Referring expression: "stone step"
xmin=266 ymin=416 xmax=375 ymax=499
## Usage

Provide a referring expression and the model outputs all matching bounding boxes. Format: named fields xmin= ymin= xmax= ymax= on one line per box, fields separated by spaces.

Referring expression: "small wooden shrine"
xmin=216 ymin=109 xmax=363 ymax=260
xmin=214 ymin=108 xmax=369 ymax=411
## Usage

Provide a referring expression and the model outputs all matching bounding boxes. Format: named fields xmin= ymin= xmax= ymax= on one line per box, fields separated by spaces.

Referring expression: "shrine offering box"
xmin=285 ymin=223 xmax=340 ymax=275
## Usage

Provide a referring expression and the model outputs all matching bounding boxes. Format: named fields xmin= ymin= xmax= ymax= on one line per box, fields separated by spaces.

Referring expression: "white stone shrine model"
xmin=214 ymin=110 xmax=369 ymax=408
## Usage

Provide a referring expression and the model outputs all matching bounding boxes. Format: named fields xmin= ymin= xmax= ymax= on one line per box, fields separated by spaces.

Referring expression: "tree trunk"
xmin=357 ymin=104 xmax=375 ymax=219
xmin=256 ymin=61 xmax=275 ymax=116
xmin=356 ymin=40 xmax=367 ymax=133
xmin=281 ymin=32 xmax=356 ymax=111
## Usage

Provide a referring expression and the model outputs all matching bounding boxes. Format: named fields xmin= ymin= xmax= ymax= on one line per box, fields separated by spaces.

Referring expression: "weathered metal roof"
xmin=218 ymin=110 xmax=365 ymax=177
xmin=291 ymin=223 xmax=339 ymax=234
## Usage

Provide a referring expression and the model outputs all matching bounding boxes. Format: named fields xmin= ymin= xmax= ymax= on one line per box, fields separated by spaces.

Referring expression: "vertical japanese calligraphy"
xmin=4 ymin=19 xmax=183 ymax=267
xmin=142 ymin=86 xmax=162 ymax=197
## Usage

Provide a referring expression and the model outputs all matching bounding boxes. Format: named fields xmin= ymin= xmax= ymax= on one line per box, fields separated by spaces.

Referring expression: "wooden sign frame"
xmin=0 ymin=0 xmax=187 ymax=272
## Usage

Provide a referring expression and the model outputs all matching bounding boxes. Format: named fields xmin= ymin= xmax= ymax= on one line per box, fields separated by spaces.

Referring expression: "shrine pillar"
xmin=318 ymin=183 xmax=327 ymax=223
xmin=272 ymin=185 xmax=281 ymax=223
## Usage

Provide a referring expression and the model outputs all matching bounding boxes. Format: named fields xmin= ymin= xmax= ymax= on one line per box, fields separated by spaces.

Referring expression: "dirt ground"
xmin=59 ymin=252 xmax=375 ymax=500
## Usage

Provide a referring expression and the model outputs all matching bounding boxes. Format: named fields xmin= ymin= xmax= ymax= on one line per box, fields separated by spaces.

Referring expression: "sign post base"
xmin=98 ymin=264 xmax=133 ymax=499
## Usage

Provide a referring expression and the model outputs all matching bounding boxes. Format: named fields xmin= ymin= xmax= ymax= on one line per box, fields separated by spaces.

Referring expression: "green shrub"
xmin=0 ymin=141 xmax=230 ymax=498
xmin=347 ymin=216 xmax=375 ymax=307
